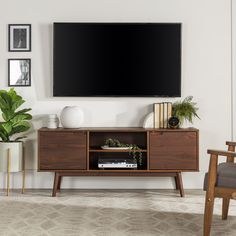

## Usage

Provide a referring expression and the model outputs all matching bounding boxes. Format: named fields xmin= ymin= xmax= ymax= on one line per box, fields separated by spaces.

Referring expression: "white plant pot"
xmin=0 ymin=142 xmax=23 ymax=172
xmin=60 ymin=106 xmax=84 ymax=128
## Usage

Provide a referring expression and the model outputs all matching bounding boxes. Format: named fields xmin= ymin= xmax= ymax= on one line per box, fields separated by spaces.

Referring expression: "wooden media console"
xmin=38 ymin=127 xmax=199 ymax=197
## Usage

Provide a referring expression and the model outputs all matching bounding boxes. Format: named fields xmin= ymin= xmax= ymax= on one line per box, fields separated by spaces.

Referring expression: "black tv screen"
xmin=53 ymin=23 xmax=181 ymax=97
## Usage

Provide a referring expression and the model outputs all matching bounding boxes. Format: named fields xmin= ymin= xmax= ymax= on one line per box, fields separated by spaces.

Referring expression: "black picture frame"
xmin=8 ymin=59 xmax=31 ymax=87
xmin=8 ymin=24 xmax=31 ymax=52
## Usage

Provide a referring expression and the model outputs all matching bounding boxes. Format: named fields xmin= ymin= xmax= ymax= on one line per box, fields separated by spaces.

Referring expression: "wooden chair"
xmin=203 ymin=141 xmax=236 ymax=236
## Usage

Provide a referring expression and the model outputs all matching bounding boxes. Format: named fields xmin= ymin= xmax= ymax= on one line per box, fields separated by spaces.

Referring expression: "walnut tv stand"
xmin=38 ymin=127 xmax=199 ymax=197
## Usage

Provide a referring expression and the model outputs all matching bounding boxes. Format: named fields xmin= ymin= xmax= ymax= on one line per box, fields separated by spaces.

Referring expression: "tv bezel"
xmin=53 ymin=22 xmax=182 ymax=97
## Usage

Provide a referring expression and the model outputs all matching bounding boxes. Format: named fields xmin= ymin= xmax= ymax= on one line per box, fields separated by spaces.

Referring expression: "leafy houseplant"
xmin=104 ymin=138 xmax=143 ymax=166
xmin=172 ymin=96 xmax=200 ymax=126
xmin=0 ymin=88 xmax=32 ymax=172
xmin=0 ymin=88 xmax=32 ymax=142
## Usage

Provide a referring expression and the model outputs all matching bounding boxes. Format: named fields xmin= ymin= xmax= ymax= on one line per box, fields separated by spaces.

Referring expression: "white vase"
xmin=143 ymin=112 xmax=154 ymax=128
xmin=47 ymin=114 xmax=59 ymax=129
xmin=0 ymin=142 xmax=23 ymax=172
xmin=60 ymin=106 xmax=84 ymax=128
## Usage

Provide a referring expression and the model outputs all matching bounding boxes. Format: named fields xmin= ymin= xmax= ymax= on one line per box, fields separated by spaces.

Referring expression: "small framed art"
xmin=8 ymin=59 xmax=31 ymax=87
xmin=8 ymin=24 xmax=31 ymax=52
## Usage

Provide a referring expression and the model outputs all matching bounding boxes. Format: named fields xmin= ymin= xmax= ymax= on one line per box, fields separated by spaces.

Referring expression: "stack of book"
xmin=154 ymin=102 xmax=172 ymax=128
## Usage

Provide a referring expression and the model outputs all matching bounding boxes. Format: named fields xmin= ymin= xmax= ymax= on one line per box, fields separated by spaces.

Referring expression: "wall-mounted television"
xmin=53 ymin=23 xmax=181 ymax=97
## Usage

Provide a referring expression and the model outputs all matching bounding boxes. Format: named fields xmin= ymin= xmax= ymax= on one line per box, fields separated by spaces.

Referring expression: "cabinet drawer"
xmin=39 ymin=132 xmax=87 ymax=170
xmin=149 ymin=131 xmax=198 ymax=170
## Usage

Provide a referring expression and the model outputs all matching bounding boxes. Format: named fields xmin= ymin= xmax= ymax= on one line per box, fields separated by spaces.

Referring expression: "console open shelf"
xmin=38 ymin=127 xmax=199 ymax=197
xmin=89 ymin=149 xmax=148 ymax=152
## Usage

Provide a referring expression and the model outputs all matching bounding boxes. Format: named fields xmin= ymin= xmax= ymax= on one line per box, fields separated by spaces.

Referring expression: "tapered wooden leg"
xmin=175 ymin=175 xmax=180 ymax=190
xmin=222 ymin=198 xmax=230 ymax=220
xmin=57 ymin=176 xmax=62 ymax=191
xmin=52 ymin=172 xmax=60 ymax=197
xmin=22 ymin=150 xmax=25 ymax=194
xmin=176 ymin=172 xmax=184 ymax=197
xmin=203 ymin=154 xmax=218 ymax=236
xmin=6 ymin=149 xmax=11 ymax=196
xmin=204 ymin=190 xmax=215 ymax=236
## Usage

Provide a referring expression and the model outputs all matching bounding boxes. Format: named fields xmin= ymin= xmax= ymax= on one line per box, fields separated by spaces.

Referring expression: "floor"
xmin=0 ymin=190 xmax=236 ymax=236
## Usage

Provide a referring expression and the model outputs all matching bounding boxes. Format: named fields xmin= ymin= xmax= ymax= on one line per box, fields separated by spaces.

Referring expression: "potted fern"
xmin=172 ymin=96 xmax=200 ymax=127
xmin=0 ymin=88 xmax=32 ymax=172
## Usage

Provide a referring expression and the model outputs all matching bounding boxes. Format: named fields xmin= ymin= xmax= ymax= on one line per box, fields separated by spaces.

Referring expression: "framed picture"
xmin=8 ymin=59 xmax=31 ymax=87
xmin=8 ymin=24 xmax=31 ymax=51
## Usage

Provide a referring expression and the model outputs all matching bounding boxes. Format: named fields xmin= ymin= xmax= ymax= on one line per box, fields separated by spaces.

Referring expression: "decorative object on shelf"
xmin=8 ymin=24 xmax=31 ymax=52
xmin=60 ymin=106 xmax=84 ymax=128
xmin=8 ymin=59 xmax=31 ymax=87
xmin=154 ymin=102 xmax=172 ymax=128
xmin=101 ymin=145 xmax=131 ymax=150
xmin=172 ymin=96 xmax=200 ymax=127
xmin=168 ymin=116 xmax=180 ymax=129
xmin=47 ymin=114 xmax=59 ymax=129
xmin=104 ymin=138 xmax=143 ymax=166
xmin=0 ymin=88 xmax=32 ymax=195
xmin=143 ymin=112 xmax=154 ymax=128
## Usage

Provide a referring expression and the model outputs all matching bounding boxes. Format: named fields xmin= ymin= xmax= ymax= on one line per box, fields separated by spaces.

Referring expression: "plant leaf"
xmin=14 ymin=136 xmax=27 ymax=141
xmin=14 ymin=108 xmax=32 ymax=116
xmin=1 ymin=122 xmax=12 ymax=134
xmin=0 ymin=132 xmax=8 ymax=142
xmin=11 ymin=114 xmax=32 ymax=124
xmin=1 ymin=109 xmax=15 ymax=121
xmin=10 ymin=123 xmax=31 ymax=136
xmin=0 ymin=126 xmax=10 ymax=142
xmin=12 ymin=99 xmax=25 ymax=112
xmin=0 ymin=93 xmax=12 ymax=110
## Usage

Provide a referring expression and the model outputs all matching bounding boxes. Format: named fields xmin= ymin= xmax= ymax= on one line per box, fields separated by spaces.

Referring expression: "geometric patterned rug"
xmin=0 ymin=190 xmax=236 ymax=236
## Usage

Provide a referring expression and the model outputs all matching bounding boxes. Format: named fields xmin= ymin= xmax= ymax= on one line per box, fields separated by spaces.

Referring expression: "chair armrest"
xmin=207 ymin=149 xmax=236 ymax=158
xmin=226 ymin=141 xmax=236 ymax=146
xmin=232 ymin=192 xmax=236 ymax=199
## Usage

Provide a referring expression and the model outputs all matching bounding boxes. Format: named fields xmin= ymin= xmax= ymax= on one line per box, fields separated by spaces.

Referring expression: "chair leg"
xmin=204 ymin=190 xmax=215 ymax=236
xmin=203 ymin=154 xmax=218 ymax=236
xmin=222 ymin=198 xmax=230 ymax=220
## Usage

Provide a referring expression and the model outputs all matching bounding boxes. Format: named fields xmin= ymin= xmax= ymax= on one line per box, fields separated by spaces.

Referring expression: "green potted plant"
xmin=172 ymin=96 xmax=200 ymax=127
xmin=104 ymin=138 xmax=143 ymax=166
xmin=0 ymin=88 xmax=32 ymax=172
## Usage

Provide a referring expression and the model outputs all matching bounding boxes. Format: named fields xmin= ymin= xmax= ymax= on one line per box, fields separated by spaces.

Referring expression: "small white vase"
xmin=0 ymin=142 xmax=23 ymax=172
xmin=47 ymin=114 xmax=59 ymax=129
xmin=60 ymin=106 xmax=84 ymax=128
xmin=143 ymin=112 xmax=154 ymax=128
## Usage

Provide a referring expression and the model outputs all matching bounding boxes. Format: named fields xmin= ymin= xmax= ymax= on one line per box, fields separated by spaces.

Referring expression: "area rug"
xmin=0 ymin=190 xmax=236 ymax=236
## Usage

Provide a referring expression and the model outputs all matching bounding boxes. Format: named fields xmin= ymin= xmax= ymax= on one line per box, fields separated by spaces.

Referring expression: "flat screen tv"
xmin=53 ymin=23 xmax=181 ymax=97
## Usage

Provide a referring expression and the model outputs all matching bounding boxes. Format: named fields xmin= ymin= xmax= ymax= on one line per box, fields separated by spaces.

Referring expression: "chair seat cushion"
xmin=204 ymin=162 xmax=236 ymax=190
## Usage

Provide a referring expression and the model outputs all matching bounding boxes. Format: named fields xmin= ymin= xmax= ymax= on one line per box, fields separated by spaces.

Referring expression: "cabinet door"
xmin=39 ymin=131 xmax=87 ymax=170
xmin=149 ymin=131 xmax=198 ymax=170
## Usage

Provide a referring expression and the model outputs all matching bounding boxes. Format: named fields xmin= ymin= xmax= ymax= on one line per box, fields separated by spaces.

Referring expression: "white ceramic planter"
xmin=143 ymin=112 xmax=154 ymax=128
xmin=0 ymin=142 xmax=23 ymax=172
xmin=60 ymin=106 xmax=84 ymax=128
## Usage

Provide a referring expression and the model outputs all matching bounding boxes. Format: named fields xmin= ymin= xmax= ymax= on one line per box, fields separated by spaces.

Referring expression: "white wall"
xmin=233 ymin=0 xmax=236 ymax=140
xmin=0 ymin=0 xmax=231 ymax=189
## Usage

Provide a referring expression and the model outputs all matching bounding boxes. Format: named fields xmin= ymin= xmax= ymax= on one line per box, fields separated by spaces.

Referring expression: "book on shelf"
xmin=154 ymin=102 xmax=172 ymax=129
xmin=159 ymin=103 xmax=164 ymax=128
xmin=163 ymin=102 xmax=173 ymax=128
xmin=154 ymin=103 xmax=160 ymax=128
xmin=167 ymin=102 xmax=172 ymax=128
